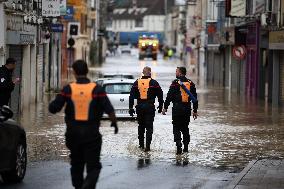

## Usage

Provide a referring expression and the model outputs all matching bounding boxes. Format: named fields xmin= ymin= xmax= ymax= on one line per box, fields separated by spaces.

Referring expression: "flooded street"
xmin=21 ymin=53 xmax=284 ymax=170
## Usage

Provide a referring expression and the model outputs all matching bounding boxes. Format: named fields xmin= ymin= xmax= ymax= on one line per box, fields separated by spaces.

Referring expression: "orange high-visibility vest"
xmin=179 ymin=81 xmax=191 ymax=103
xmin=70 ymin=83 xmax=97 ymax=121
xmin=138 ymin=78 xmax=151 ymax=100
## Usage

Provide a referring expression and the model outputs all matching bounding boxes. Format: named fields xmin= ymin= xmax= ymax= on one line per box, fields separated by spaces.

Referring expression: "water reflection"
xmin=19 ymin=56 xmax=284 ymax=170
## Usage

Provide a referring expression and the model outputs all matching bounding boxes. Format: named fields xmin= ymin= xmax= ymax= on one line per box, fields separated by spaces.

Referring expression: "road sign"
xmin=233 ymin=45 xmax=246 ymax=60
xmin=64 ymin=6 xmax=74 ymax=20
xmin=51 ymin=24 xmax=64 ymax=33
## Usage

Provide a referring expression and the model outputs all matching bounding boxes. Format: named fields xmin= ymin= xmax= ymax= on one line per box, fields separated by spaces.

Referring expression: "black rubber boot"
xmin=183 ymin=145 xmax=188 ymax=153
xmin=139 ymin=140 xmax=144 ymax=149
xmin=176 ymin=146 xmax=182 ymax=155
xmin=144 ymin=145 xmax=150 ymax=152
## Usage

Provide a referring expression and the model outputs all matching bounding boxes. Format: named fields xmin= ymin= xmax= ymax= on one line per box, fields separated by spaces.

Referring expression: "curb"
xmin=227 ymin=160 xmax=258 ymax=189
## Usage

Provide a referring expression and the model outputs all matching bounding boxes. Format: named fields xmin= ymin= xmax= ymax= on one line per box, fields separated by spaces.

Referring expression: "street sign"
xmin=64 ymin=6 xmax=74 ymax=20
xmin=42 ymin=0 xmax=60 ymax=17
xmin=233 ymin=45 xmax=246 ymax=60
xmin=51 ymin=24 xmax=64 ymax=33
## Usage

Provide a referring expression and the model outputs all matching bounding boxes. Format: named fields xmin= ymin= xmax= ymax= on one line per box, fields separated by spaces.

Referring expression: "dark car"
xmin=0 ymin=106 xmax=27 ymax=183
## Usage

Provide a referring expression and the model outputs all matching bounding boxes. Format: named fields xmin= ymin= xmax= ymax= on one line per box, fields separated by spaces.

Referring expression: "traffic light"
xmin=69 ymin=24 xmax=79 ymax=36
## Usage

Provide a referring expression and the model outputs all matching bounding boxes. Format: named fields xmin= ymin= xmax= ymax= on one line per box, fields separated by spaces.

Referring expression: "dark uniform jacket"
xmin=129 ymin=76 xmax=163 ymax=109
xmin=49 ymin=78 xmax=114 ymax=131
xmin=0 ymin=66 xmax=15 ymax=106
xmin=164 ymin=76 xmax=198 ymax=116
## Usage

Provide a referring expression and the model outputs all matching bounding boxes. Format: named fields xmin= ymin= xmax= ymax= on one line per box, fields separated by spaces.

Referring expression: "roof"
xmin=111 ymin=0 xmax=168 ymax=20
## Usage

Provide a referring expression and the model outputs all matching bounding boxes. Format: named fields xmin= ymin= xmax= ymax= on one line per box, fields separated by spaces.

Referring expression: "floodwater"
xmin=20 ymin=52 xmax=284 ymax=170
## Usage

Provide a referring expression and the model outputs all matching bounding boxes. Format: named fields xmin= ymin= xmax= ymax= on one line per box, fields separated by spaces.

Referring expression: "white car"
xmin=119 ymin=45 xmax=131 ymax=54
xmin=103 ymin=73 xmax=134 ymax=79
xmin=95 ymin=78 xmax=112 ymax=86
xmin=102 ymin=79 xmax=137 ymax=118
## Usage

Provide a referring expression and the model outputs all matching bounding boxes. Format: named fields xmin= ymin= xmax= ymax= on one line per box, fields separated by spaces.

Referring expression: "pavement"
xmin=228 ymin=159 xmax=284 ymax=189
xmin=0 ymin=156 xmax=238 ymax=189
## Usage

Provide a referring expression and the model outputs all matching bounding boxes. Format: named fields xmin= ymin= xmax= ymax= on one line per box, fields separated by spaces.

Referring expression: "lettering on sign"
xmin=20 ymin=34 xmax=35 ymax=44
xmin=6 ymin=15 xmax=23 ymax=31
xmin=231 ymin=0 xmax=246 ymax=17
xmin=42 ymin=0 xmax=61 ymax=17
xmin=23 ymin=24 xmax=36 ymax=33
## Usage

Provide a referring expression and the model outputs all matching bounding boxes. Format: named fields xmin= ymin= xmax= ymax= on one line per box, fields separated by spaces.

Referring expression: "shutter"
xmin=9 ymin=45 xmax=23 ymax=116
xmin=37 ymin=44 xmax=44 ymax=101
xmin=280 ymin=52 xmax=284 ymax=104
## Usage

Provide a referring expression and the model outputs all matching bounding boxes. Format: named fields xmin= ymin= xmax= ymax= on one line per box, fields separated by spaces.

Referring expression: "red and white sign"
xmin=233 ymin=45 xmax=246 ymax=60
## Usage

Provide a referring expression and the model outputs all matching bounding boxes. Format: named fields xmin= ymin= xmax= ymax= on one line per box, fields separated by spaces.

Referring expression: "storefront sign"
xmin=42 ymin=0 xmax=60 ymax=17
xmin=6 ymin=15 xmax=23 ymax=31
xmin=68 ymin=0 xmax=81 ymax=6
xmin=269 ymin=31 xmax=284 ymax=49
xmin=233 ymin=45 xmax=246 ymax=60
xmin=254 ymin=0 xmax=265 ymax=14
xmin=230 ymin=0 xmax=246 ymax=17
xmin=89 ymin=11 xmax=96 ymax=20
xmin=60 ymin=0 xmax=67 ymax=15
xmin=23 ymin=24 xmax=36 ymax=33
xmin=20 ymin=34 xmax=35 ymax=44
xmin=7 ymin=31 xmax=35 ymax=45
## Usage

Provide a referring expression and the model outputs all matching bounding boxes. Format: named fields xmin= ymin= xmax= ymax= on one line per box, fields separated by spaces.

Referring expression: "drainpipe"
xmin=228 ymin=18 xmax=232 ymax=92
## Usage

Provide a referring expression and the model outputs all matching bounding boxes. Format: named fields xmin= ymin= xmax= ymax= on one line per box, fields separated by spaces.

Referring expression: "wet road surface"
xmin=3 ymin=53 xmax=284 ymax=188
xmin=0 ymin=158 xmax=238 ymax=189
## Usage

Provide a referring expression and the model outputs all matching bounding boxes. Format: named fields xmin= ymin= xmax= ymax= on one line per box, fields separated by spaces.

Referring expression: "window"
xmin=135 ymin=19 xmax=143 ymax=27
xmin=104 ymin=83 xmax=133 ymax=94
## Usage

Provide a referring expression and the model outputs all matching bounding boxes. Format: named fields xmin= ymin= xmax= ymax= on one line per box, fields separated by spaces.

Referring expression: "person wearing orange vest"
xmin=129 ymin=66 xmax=163 ymax=152
xmin=162 ymin=67 xmax=198 ymax=155
xmin=49 ymin=60 xmax=118 ymax=189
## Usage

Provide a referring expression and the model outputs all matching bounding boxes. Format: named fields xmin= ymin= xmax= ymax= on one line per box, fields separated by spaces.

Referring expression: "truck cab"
xmin=138 ymin=35 xmax=159 ymax=60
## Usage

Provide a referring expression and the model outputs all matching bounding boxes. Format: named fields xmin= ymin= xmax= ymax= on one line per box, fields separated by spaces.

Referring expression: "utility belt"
xmin=138 ymin=98 xmax=155 ymax=104
xmin=172 ymin=102 xmax=191 ymax=113
xmin=136 ymin=99 xmax=155 ymax=111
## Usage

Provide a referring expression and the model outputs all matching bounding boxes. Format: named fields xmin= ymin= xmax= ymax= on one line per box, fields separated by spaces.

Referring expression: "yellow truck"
xmin=138 ymin=35 xmax=159 ymax=60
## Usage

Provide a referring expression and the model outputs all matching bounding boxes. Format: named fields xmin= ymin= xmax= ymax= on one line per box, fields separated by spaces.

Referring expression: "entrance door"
xmin=9 ymin=45 xmax=23 ymax=117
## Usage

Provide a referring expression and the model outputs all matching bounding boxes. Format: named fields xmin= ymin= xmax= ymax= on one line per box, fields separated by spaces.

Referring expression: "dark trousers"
xmin=136 ymin=104 xmax=155 ymax=148
xmin=66 ymin=128 xmax=102 ymax=189
xmin=172 ymin=115 xmax=190 ymax=147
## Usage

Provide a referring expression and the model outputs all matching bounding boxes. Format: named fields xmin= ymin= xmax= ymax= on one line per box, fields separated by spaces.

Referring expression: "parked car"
xmin=103 ymin=73 xmax=134 ymax=79
xmin=119 ymin=45 xmax=131 ymax=54
xmin=0 ymin=106 xmax=27 ymax=183
xmin=102 ymin=79 xmax=136 ymax=118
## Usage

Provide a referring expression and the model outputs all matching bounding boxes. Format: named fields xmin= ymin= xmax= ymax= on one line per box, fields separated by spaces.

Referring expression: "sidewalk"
xmin=228 ymin=159 xmax=284 ymax=189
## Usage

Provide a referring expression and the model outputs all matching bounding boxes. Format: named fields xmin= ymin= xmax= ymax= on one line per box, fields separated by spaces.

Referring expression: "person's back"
xmin=49 ymin=60 xmax=118 ymax=189
xmin=129 ymin=66 xmax=163 ymax=151
xmin=163 ymin=67 xmax=198 ymax=155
